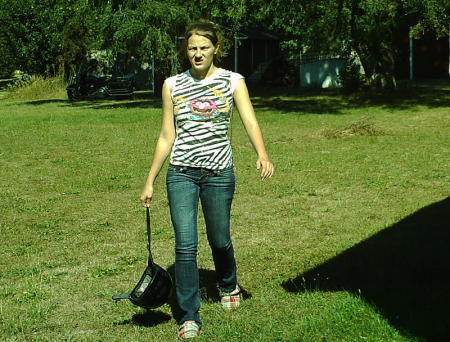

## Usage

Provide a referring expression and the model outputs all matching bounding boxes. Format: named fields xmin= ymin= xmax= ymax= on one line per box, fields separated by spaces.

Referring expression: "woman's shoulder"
xmin=218 ymin=68 xmax=244 ymax=80
xmin=217 ymin=69 xmax=244 ymax=92
xmin=164 ymin=71 xmax=190 ymax=89
xmin=165 ymin=71 xmax=188 ymax=82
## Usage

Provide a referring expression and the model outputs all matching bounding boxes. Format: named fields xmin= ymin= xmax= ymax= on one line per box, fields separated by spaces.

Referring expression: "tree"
xmin=249 ymin=0 xmax=450 ymax=89
xmin=95 ymin=0 xmax=187 ymax=77
xmin=0 ymin=10 xmax=15 ymax=77
xmin=0 ymin=0 xmax=97 ymax=77
xmin=0 ymin=0 xmax=254 ymax=79
xmin=97 ymin=0 xmax=251 ymax=77
xmin=3 ymin=0 xmax=446 ymax=87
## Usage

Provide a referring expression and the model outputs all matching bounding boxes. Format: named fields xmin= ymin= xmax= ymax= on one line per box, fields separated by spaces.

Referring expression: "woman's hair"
xmin=181 ymin=19 xmax=227 ymax=64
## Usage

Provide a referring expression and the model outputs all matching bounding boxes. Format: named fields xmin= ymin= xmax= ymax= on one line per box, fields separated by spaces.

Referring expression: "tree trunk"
xmin=355 ymin=41 xmax=397 ymax=90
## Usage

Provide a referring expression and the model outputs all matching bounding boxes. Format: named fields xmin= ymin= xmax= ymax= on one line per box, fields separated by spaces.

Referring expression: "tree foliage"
xmin=97 ymin=0 xmax=188 ymax=75
xmin=0 ymin=0 xmax=256 ymax=78
xmin=0 ymin=0 xmax=96 ymax=77
xmin=250 ymin=0 xmax=450 ymax=88
xmin=0 ymin=0 xmax=448 ymax=86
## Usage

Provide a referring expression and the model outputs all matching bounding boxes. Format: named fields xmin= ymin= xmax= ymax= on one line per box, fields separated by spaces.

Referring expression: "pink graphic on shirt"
xmin=190 ymin=98 xmax=218 ymax=117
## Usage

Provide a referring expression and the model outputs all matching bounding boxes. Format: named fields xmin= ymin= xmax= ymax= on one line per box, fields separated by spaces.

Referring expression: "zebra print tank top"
xmin=166 ymin=68 xmax=243 ymax=170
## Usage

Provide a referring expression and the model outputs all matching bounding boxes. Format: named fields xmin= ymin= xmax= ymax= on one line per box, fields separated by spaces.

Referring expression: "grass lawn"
xmin=0 ymin=81 xmax=449 ymax=342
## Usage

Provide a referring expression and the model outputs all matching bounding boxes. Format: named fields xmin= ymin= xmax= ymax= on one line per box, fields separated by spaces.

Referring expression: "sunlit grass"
xmin=0 ymin=82 xmax=449 ymax=341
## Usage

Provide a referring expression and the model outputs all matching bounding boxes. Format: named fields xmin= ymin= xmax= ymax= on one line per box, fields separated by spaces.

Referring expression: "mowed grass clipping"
xmin=0 ymin=82 xmax=449 ymax=342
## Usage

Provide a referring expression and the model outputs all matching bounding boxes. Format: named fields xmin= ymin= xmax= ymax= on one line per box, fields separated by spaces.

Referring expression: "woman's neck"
xmin=190 ymin=65 xmax=218 ymax=80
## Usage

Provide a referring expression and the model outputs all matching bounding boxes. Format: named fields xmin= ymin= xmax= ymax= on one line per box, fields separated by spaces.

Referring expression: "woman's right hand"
xmin=140 ymin=186 xmax=154 ymax=208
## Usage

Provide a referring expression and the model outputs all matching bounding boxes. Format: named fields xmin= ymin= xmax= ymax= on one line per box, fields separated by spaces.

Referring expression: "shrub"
xmin=338 ymin=58 xmax=366 ymax=92
xmin=5 ymin=74 xmax=66 ymax=100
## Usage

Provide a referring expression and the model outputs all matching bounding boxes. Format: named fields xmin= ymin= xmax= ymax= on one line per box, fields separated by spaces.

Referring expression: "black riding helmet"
xmin=113 ymin=208 xmax=172 ymax=309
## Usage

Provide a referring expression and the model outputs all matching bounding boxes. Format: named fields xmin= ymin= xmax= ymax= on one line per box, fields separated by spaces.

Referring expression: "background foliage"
xmin=0 ymin=0 xmax=449 ymax=85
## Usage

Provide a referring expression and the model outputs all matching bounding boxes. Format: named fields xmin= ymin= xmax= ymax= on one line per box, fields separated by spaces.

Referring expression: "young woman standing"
xmin=140 ymin=20 xmax=274 ymax=339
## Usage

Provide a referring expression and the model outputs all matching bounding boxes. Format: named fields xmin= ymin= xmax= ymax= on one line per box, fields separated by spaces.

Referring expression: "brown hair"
xmin=181 ymin=19 xmax=227 ymax=64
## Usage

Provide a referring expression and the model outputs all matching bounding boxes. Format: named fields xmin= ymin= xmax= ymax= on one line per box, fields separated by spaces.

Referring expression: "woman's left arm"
xmin=234 ymin=78 xmax=274 ymax=180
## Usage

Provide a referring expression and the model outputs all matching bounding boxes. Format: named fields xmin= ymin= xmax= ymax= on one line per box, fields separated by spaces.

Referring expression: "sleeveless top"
xmin=165 ymin=68 xmax=243 ymax=170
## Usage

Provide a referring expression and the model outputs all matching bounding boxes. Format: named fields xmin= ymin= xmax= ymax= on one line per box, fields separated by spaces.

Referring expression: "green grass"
xmin=1 ymin=81 xmax=449 ymax=342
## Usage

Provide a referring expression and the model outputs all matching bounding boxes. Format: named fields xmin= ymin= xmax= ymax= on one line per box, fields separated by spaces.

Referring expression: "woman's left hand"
xmin=256 ymin=158 xmax=274 ymax=180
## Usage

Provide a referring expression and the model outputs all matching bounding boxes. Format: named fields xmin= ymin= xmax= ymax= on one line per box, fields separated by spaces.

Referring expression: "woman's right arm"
xmin=140 ymin=81 xmax=176 ymax=207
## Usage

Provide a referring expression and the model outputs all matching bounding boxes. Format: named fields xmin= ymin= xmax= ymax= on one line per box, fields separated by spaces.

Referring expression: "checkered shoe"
xmin=220 ymin=285 xmax=241 ymax=310
xmin=178 ymin=320 xmax=200 ymax=339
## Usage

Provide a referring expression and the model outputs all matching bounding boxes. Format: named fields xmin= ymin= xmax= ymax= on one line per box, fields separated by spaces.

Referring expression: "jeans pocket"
xmin=215 ymin=167 xmax=234 ymax=178
xmin=166 ymin=166 xmax=186 ymax=185
xmin=167 ymin=164 xmax=180 ymax=173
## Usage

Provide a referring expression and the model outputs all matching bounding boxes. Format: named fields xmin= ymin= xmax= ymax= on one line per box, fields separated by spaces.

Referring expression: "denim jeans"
xmin=166 ymin=164 xmax=237 ymax=325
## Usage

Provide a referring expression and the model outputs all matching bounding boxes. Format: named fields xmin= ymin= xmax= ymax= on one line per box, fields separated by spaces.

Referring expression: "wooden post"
xmin=151 ymin=56 xmax=155 ymax=94
xmin=234 ymin=34 xmax=248 ymax=73
xmin=234 ymin=35 xmax=238 ymax=73
xmin=251 ymin=40 xmax=254 ymax=71
xmin=409 ymin=26 xmax=414 ymax=81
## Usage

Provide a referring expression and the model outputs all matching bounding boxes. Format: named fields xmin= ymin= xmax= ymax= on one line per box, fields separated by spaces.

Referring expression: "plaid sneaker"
xmin=220 ymin=285 xmax=241 ymax=310
xmin=178 ymin=320 xmax=200 ymax=339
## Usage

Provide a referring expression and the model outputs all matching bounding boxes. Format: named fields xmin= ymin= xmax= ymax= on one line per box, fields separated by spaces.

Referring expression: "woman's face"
xmin=187 ymin=34 xmax=218 ymax=74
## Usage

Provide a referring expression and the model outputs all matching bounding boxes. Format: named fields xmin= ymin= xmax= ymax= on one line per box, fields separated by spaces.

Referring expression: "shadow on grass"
xmin=60 ymin=91 xmax=162 ymax=110
xmin=166 ymin=265 xmax=252 ymax=323
xmin=20 ymin=99 xmax=69 ymax=105
xmin=12 ymin=81 xmax=449 ymax=114
xmin=114 ymin=310 xmax=171 ymax=327
xmin=250 ymin=81 xmax=450 ymax=114
xmin=17 ymin=90 xmax=162 ymax=109
xmin=111 ymin=264 xmax=253 ymax=326
xmin=89 ymin=98 xmax=162 ymax=110
xmin=165 ymin=266 xmax=221 ymax=323
xmin=282 ymin=197 xmax=450 ymax=342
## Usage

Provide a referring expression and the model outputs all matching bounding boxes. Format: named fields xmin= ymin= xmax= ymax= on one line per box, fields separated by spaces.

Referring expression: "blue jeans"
xmin=166 ymin=164 xmax=237 ymax=325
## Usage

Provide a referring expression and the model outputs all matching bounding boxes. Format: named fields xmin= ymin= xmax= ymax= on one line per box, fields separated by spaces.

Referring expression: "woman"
xmin=140 ymin=20 xmax=274 ymax=339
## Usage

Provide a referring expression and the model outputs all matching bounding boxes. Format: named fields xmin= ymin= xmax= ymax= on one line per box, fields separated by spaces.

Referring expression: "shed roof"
xmin=239 ymin=28 xmax=281 ymax=40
